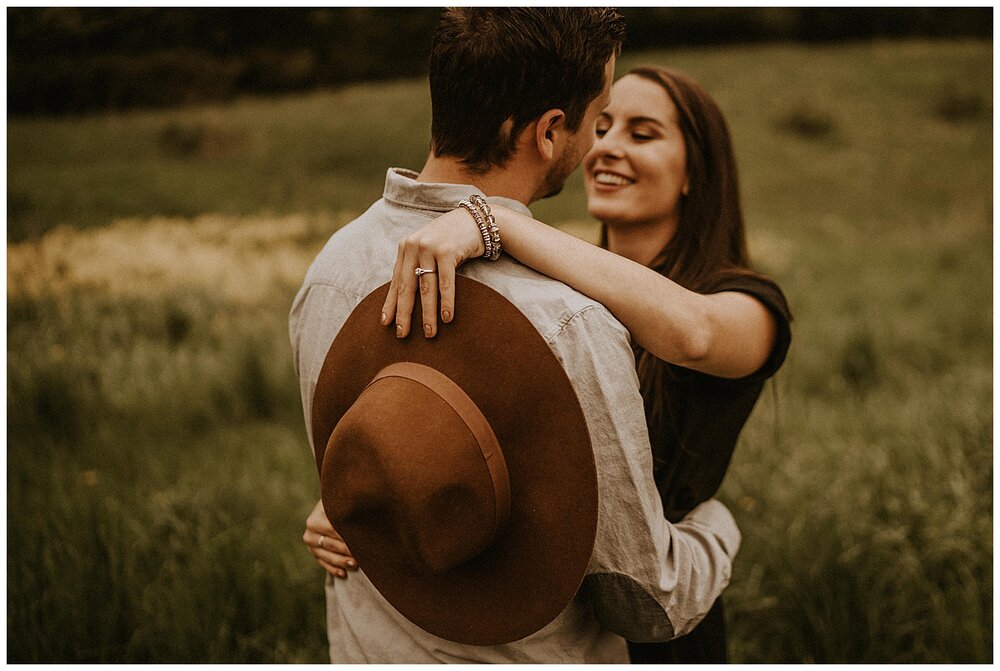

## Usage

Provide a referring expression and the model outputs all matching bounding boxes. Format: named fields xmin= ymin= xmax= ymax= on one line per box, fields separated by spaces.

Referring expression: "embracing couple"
xmin=290 ymin=7 xmax=790 ymax=664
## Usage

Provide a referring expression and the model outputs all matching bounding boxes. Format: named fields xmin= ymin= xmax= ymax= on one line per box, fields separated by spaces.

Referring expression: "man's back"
xmin=291 ymin=169 xmax=634 ymax=661
xmin=290 ymin=169 xmax=740 ymax=662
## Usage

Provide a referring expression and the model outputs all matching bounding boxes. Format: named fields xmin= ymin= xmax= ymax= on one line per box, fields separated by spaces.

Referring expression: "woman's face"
xmin=583 ymin=74 xmax=689 ymax=231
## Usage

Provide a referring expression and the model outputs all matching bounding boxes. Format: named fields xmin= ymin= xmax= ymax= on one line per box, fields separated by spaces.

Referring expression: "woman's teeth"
xmin=594 ymin=172 xmax=633 ymax=186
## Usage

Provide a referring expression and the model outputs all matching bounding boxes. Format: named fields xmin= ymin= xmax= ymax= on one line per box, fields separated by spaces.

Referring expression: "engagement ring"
xmin=415 ymin=268 xmax=437 ymax=277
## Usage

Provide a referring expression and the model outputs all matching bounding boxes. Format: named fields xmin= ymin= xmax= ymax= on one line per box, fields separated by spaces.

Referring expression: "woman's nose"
xmin=593 ymin=131 xmax=625 ymax=159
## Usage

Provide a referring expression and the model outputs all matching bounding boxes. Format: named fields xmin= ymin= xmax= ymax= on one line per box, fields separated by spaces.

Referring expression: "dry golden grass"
xmin=7 ymin=211 xmax=354 ymax=305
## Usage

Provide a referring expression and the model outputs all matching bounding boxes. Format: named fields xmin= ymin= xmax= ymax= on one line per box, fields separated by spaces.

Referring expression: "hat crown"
xmin=323 ymin=363 xmax=510 ymax=577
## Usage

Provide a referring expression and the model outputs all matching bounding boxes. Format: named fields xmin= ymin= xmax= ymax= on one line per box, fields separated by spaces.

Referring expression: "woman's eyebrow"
xmin=627 ymin=115 xmax=667 ymax=129
xmin=599 ymin=110 xmax=667 ymax=129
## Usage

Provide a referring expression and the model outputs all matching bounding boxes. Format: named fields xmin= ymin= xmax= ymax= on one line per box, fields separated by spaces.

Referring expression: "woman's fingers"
xmin=305 ymin=529 xmax=357 ymax=579
xmin=380 ymin=243 xmax=406 ymax=328
xmin=417 ymin=256 xmax=439 ymax=338
xmin=304 ymin=527 xmax=353 ymax=557
xmin=316 ymin=550 xmax=356 ymax=579
xmin=316 ymin=547 xmax=357 ymax=571
xmin=388 ymin=222 xmax=473 ymax=337
xmin=317 ymin=532 xmax=351 ymax=557
xmin=319 ymin=559 xmax=348 ymax=579
xmin=393 ymin=243 xmax=419 ymax=339
xmin=439 ymin=261 xmax=456 ymax=324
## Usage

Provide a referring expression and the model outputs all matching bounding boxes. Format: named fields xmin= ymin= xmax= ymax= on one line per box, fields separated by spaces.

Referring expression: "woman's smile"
xmin=591 ymin=170 xmax=635 ymax=189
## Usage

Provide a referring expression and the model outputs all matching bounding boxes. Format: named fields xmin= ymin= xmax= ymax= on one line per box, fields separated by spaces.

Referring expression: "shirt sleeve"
xmin=714 ymin=274 xmax=792 ymax=383
xmin=668 ymin=273 xmax=792 ymax=385
xmin=546 ymin=304 xmax=741 ymax=642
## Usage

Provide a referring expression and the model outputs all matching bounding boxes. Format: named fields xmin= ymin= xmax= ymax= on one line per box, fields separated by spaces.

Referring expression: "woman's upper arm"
xmin=688 ymin=290 xmax=779 ymax=379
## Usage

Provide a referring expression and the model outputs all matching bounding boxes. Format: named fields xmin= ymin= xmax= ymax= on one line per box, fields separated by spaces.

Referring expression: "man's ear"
xmin=533 ymin=109 xmax=566 ymax=162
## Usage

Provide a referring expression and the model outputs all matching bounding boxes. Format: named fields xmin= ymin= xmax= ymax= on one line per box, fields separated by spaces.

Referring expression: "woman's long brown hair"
xmin=598 ymin=65 xmax=764 ymax=447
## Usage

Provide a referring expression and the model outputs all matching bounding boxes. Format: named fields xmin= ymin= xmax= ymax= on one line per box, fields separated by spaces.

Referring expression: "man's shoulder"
xmin=305 ymin=200 xmax=387 ymax=276
xmin=302 ymin=198 xmax=432 ymax=296
xmin=462 ymin=259 xmax=628 ymax=347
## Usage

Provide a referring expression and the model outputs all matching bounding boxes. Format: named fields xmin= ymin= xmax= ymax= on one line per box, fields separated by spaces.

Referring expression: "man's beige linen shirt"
xmin=289 ymin=168 xmax=741 ymax=663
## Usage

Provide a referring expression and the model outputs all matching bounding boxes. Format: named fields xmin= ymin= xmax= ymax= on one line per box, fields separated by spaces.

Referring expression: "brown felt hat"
xmin=311 ymin=275 xmax=598 ymax=646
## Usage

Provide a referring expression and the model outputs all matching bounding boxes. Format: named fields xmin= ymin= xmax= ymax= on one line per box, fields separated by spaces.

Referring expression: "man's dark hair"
xmin=429 ymin=8 xmax=626 ymax=174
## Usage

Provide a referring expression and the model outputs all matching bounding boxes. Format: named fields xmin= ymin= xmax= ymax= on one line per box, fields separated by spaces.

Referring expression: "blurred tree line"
xmin=8 ymin=7 xmax=992 ymax=116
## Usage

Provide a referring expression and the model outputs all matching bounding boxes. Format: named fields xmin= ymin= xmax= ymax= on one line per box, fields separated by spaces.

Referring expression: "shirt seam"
xmin=544 ymin=304 xmax=602 ymax=345
xmin=383 ymin=198 xmax=449 ymax=216
xmin=301 ymin=279 xmax=368 ymax=301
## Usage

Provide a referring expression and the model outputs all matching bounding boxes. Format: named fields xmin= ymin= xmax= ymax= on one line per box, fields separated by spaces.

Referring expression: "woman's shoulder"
xmin=703 ymin=269 xmax=791 ymax=323
xmin=695 ymin=268 xmax=792 ymax=383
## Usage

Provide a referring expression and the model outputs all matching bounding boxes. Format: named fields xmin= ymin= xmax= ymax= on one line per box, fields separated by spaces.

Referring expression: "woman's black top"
xmin=645 ymin=274 xmax=792 ymax=523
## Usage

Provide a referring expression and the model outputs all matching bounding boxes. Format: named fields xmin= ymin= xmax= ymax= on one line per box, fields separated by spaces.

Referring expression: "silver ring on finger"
xmin=415 ymin=267 xmax=436 ymax=277
xmin=316 ymin=535 xmax=326 ymax=549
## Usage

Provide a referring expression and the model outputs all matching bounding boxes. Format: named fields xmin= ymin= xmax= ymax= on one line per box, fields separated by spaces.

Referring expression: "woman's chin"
xmin=586 ymin=199 xmax=628 ymax=225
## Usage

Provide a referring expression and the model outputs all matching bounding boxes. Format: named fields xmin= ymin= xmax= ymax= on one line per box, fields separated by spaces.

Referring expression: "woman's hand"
xmin=380 ymin=206 xmax=485 ymax=338
xmin=303 ymin=498 xmax=357 ymax=579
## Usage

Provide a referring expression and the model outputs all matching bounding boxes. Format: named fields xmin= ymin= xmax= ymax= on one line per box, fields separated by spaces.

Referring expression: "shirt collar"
xmin=382 ymin=168 xmax=533 ymax=218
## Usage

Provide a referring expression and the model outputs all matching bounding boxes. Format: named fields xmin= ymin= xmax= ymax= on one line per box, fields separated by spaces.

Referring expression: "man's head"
xmin=428 ymin=8 xmax=626 ymax=189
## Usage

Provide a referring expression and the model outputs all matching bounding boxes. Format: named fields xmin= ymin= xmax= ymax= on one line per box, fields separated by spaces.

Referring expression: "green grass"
xmin=7 ymin=80 xmax=433 ymax=241
xmin=7 ymin=40 xmax=992 ymax=662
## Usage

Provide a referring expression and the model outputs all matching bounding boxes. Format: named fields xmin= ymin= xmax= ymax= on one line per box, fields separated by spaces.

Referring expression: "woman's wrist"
xmin=457 ymin=196 xmax=503 ymax=261
xmin=457 ymin=200 xmax=488 ymax=257
xmin=469 ymin=195 xmax=502 ymax=260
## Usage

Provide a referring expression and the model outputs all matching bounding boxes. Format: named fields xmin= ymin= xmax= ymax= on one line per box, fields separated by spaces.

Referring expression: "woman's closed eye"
xmin=595 ymin=127 xmax=656 ymax=142
xmin=628 ymin=123 xmax=661 ymax=141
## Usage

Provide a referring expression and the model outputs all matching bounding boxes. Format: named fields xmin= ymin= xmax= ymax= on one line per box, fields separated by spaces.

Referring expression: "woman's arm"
xmin=383 ymin=205 xmax=777 ymax=379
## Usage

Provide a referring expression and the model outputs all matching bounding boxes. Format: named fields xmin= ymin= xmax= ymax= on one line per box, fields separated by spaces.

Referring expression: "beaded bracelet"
xmin=469 ymin=194 xmax=502 ymax=261
xmin=457 ymin=199 xmax=493 ymax=259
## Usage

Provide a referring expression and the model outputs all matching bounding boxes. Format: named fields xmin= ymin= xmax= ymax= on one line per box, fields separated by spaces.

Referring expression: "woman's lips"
xmin=589 ymin=170 xmax=635 ymax=192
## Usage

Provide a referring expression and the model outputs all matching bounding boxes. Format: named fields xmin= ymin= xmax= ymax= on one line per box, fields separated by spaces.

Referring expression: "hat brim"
xmin=312 ymin=276 xmax=598 ymax=646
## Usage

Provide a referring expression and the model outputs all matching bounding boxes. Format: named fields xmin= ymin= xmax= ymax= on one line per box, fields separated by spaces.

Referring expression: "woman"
xmin=304 ymin=66 xmax=791 ymax=662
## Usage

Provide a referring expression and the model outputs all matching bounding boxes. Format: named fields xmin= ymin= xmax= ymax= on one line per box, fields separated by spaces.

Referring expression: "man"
xmin=290 ymin=8 xmax=741 ymax=663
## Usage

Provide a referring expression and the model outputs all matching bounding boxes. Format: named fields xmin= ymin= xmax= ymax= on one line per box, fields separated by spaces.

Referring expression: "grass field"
xmin=7 ymin=40 xmax=992 ymax=662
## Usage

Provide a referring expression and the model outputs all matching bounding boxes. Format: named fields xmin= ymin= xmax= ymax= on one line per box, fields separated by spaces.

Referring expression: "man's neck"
xmin=416 ymin=153 xmax=536 ymax=206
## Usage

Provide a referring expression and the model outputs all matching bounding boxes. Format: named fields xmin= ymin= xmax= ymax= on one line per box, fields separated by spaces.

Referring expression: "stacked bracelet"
xmin=469 ymin=194 xmax=502 ymax=261
xmin=458 ymin=196 xmax=503 ymax=261
xmin=457 ymin=199 xmax=492 ymax=259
